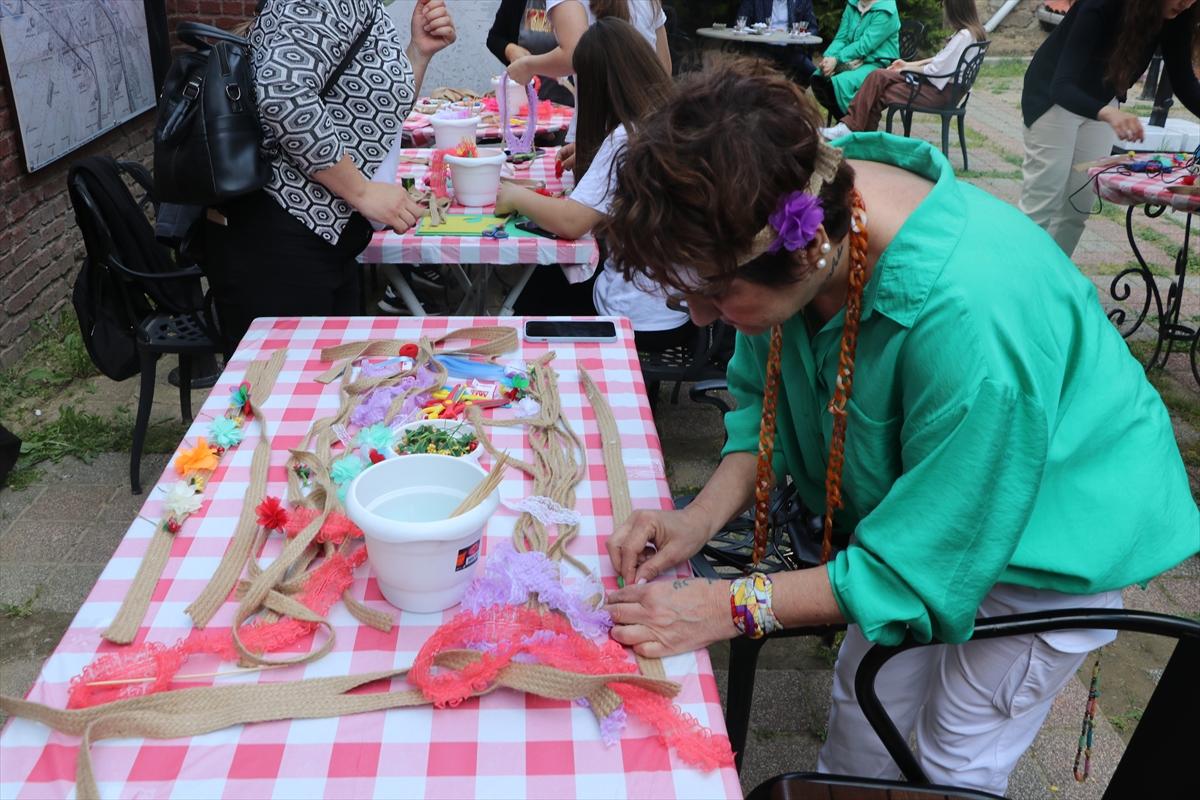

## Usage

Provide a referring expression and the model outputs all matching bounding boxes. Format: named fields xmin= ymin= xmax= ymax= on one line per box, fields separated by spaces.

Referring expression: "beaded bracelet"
xmin=729 ymin=574 xmax=782 ymax=639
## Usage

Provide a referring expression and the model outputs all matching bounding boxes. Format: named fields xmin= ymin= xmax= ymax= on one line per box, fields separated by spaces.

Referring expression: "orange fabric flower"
xmin=174 ymin=437 xmax=219 ymax=475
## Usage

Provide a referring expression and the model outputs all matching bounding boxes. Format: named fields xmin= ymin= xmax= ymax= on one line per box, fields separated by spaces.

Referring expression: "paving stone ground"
xmin=2 ymin=68 xmax=1199 ymax=798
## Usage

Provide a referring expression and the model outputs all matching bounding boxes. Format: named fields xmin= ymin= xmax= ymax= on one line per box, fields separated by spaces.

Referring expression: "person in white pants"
xmin=1018 ymin=0 xmax=1200 ymax=258
xmin=818 ymin=584 xmax=1122 ymax=797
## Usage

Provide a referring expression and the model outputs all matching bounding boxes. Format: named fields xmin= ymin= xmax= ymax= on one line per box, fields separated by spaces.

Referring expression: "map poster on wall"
xmin=0 ymin=0 xmax=156 ymax=172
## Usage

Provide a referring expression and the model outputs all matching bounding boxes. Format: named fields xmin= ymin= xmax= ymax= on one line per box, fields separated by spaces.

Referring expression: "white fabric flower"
xmin=163 ymin=480 xmax=203 ymax=518
xmin=513 ymin=397 xmax=541 ymax=419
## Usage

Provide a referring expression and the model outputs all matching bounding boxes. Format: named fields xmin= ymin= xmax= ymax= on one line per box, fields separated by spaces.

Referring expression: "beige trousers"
xmin=1019 ymin=103 xmax=1117 ymax=258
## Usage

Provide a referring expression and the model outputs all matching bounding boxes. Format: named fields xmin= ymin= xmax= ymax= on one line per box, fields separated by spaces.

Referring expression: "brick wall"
xmin=0 ymin=0 xmax=258 ymax=370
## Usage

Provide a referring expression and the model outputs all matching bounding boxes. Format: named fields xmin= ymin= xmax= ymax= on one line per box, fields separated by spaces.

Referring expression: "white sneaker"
xmin=820 ymin=122 xmax=852 ymax=141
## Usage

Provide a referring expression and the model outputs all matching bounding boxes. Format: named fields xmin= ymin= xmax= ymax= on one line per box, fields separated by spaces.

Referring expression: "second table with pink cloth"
xmin=403 ymin=98 xmax=575 ymax=149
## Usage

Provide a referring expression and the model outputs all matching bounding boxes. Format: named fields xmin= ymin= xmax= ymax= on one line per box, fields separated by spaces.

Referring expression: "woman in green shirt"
xmin=810 ymin=0 xmax=900 ymax=118
xmin=598 ymin=58 xmax=1198 ymax=793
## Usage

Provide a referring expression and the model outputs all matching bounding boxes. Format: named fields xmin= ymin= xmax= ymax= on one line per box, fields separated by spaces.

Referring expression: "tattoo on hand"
xmin=672 ymin=577 xmax=717 ymax=589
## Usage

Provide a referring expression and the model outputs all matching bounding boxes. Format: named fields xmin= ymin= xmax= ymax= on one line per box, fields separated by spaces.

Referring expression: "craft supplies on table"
xmin=404 ymin=96 xmax=574 ymax=149
xmin=0 ymin=316 xmax=739 ymax=800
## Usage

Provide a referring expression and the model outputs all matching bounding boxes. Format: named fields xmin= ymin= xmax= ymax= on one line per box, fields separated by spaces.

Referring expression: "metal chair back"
xmin=898 ymin=19 xmax=925 ymax=61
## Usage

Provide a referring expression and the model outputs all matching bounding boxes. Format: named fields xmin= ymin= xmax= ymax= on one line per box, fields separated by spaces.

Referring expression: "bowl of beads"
xmin=344 ymin=454 xmax=499 ymax=612
xmin=395 ymin=419 xmax=482 ymax=462
xmin=429 ymin=108 xmax=481 ymax=150
xmin=443 ymin=146 xmax=507 ymax=207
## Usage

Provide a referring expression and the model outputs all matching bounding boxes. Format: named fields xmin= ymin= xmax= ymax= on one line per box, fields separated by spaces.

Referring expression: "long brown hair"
xmin=589 ymin=0 xmax=662 ymax=23
xmin=595 ymin=56 xmax=857 ymax=292
xmin=943 ymin=0 xmax=985 ymax=42
xmin=1107 ymin=1 xmax=1200 ymax=95
xmin=572 ymin=17 xmax=672 ymax=180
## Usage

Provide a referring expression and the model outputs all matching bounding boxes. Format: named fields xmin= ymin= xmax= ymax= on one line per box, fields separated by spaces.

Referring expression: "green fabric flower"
xmin=207 ymin=415 xmax=245 ymax=449
xmin=355 ymin=423 xmax=395 ymax=454
xmin=331 ymin=456 xmax=364 ymax=486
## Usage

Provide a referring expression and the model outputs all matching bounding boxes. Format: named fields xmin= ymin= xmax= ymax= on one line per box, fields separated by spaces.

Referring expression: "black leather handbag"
xmin=154 ymin=22 xmax=269 ymax=206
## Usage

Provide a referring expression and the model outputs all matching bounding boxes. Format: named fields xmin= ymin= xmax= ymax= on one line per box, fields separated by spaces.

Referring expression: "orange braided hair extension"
xmin=751 ymin=193 xmax=868 ymax=569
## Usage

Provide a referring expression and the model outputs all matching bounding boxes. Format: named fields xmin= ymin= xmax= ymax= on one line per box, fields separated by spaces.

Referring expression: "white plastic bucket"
xmin=429 ymin=113 xmax=481 ymax=151
xmin=344 ymin=454 xmax=500 ymax=613
xmin=444 ymin=147 xmax=506 ymax=207
xmin=491 ymin=76 xmax=526 ymax=118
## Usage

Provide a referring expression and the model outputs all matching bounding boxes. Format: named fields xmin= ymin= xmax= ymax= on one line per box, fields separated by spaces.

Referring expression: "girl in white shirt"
xmin=821 ymin=0 xmax=985 ymax=139
xmin=496 ymin=17 xmax=694 ymax=351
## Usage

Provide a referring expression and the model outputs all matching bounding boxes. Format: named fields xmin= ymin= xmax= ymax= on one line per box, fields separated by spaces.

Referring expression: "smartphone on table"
xmin=514 ymin=220 xmax=560 ymax=239
xmin=523 ymin=320 xmax=618 ymax=343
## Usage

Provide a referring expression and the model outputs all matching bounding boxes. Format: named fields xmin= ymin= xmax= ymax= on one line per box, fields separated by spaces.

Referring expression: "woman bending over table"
xmin=821 ymin=0 xmax=984 ymax=140
xmin=496 ymin=18 xmax=695 ymax=352
xmin=200 ymin=0 xmax=455 ymax=353
xmin=809 ymin=0 xmax=900 ymax=119
xmin=598 ymin=57 xmax=1197 ymax=795
xmin=487 ymin=0 xmax=576 ymax=106
xmin=1020 ymin=0 xmax=1200 ymax=258
xmin=506 ymin=0 xmax=670 ymax=143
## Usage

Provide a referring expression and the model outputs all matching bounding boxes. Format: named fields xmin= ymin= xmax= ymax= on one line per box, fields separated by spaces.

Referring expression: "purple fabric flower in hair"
xmin=766 ymin=191 xmax=825 ymax=254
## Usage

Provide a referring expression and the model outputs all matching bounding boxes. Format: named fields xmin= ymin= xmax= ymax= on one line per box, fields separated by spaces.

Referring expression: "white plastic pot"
xmin=491 ymin=76 xmax=527 ymax=118
xmin=344 ymin=454 xmax=500 ymax=613
xmin=443 ymin=147 xmax=506 ymax=207
xmin=429 ymin=113 xmax=481 ymax=151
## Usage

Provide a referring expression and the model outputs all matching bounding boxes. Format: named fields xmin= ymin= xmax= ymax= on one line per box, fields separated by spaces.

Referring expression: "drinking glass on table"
xmin=735 ymin=15 xmax=747 ymax=32
xmin=797 ymin=20 xmax=809 ymax=35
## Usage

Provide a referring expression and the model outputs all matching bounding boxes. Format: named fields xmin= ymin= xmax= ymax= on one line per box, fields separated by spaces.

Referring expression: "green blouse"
xmin=722 ymin=133 xmax=1199 ymax=647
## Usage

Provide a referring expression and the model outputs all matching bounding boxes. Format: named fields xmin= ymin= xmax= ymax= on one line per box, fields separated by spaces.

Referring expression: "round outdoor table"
xmin=1090 ymin=166 xmax=1200 ymax=384
xmin=696 ymin=26 xmax=821 ymax=47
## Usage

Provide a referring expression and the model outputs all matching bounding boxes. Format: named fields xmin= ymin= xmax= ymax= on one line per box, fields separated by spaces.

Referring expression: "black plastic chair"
xmin=898 ymin=19 xmax=926 ymax=61
xmin=68 ymin=159 xmax=222 ymax=494
xmin=639 ymin=322 xmax=733 ymax=415
xmin=749 ymin=608 xmax=1200 ymax=799
xmin=684 ymin=484 xmax=850 ymax=771
xmin=885 ymin=40 xmax=990 ymax=169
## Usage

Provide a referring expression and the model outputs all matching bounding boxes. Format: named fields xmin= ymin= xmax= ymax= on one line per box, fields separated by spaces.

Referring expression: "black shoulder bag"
xmin=154 ymin=15 xmax=374 ymax=207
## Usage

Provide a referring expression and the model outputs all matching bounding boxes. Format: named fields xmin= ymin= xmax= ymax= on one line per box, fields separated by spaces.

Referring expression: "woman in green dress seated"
xmin=810 ymin=0 xmax=901 ymax=118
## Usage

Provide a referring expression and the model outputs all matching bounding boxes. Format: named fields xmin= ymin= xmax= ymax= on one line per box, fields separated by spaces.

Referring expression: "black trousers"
xmin=201 ymin=191 xmax=373 ymax=355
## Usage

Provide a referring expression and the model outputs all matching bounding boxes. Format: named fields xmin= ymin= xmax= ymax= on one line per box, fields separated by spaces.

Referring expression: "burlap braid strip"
xmin=102 ymin=349 xmax=288 ymax=644
xmin=0 ymin=654 xmax=679 ymax=800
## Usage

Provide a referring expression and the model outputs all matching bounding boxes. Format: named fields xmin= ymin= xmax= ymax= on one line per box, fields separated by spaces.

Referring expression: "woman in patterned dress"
xmin=201 ymin=0 xmax=456 ymax=352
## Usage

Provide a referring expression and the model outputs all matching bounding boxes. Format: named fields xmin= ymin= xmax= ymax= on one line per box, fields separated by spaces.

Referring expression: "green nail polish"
xmin=617 ymin=576 xmax=625 ymax=589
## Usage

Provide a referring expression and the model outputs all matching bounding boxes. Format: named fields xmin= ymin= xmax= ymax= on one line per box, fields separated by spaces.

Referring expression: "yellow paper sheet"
xmin=415 ymin=214 xmax=502 ymax=236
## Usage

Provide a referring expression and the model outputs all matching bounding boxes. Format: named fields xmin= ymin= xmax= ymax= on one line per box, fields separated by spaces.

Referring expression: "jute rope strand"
xmin=579 ymin=365 xmax=667 ymax=684
xmin=0 ymin=651 xmax=679 ymax=800
xmin=751 ymin=326 xmax=785 ymax=568
xmin=179 ymin=348 xmax=287 ymax=628
xmin=820 ymin=197 xmax=869 ymax=565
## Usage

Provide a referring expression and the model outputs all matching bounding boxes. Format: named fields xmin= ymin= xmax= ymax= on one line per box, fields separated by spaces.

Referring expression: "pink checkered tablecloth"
xmin=0 ymin=316 xmax=741 ymax=800
xmin=359 ymin=147 xmax=597 ymax=270
xmin=403 ymin=100 xmax=574 ymax=148
xmin=1089 ymin=167 xmax=1200 ymax=214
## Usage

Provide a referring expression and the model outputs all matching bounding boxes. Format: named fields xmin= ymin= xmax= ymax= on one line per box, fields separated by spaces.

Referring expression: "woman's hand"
xmin=556 ymin=142 xmax=576 ymax=172
xmin=410 ymin=0 xmax=456 ymax=62
xmin=1098 ymin=106 xmax=1144 ymax=142
xmin=606 ymin=505 xmax=714 ymax=587
xmin=493 ymin=183 xmax=527 ymax=216
xmin=507 ymin=55 xmax=537 ymax=85
xmin=820 ymin=56 xmax=837 ymax=77
xmin=605 ymin=576 xmax=738 ymax=657
xmin=888 ymin=58 xmax=908 ymax=71
xmin=504 ymin=43 xmax=531 ymax=63
xmin=355 ymin=183 xmax=422 ymax=233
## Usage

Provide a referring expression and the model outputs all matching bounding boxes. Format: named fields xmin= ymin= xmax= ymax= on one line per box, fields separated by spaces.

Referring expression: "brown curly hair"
xmin=595 ymin=56 xmax=857 ymax=293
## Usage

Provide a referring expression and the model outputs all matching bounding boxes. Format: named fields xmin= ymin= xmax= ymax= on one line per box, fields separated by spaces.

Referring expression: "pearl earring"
xmin=820 ymin=242 xmax=832 ymax=254
xmin=817 ymin=258 xmax=827 ymax=269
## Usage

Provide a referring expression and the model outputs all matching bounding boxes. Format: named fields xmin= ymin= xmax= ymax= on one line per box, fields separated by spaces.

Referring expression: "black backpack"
xmin=154 ymin=22 xmax=270 ymax=206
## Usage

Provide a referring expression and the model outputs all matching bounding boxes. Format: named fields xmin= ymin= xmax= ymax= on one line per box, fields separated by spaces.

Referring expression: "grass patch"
xmin=954 ymin=168 xmax=1023 ymax=180
xmin=0 ymin=310 xmax=98 ymax=421
xmin=978 ymin=59 xmax=1028 ymax=79
xmin=1 ymin=585 xmax=42 ymax=619
xmin=4 ymin=405 xmax=189 ymax=490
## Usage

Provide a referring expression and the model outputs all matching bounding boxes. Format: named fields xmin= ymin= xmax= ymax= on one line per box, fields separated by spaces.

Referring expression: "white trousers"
xmin=1019 ymin=104 xmax=1117 ymax=258
xmin=817 ymin=584 xmax=1122 ymax=796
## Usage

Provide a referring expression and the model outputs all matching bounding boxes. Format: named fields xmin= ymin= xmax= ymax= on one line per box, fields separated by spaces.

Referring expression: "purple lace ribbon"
xmin=499 ymin=72 xmax=538 ymax=155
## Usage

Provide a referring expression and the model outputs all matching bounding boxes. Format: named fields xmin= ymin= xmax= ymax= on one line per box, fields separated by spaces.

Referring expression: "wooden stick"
xmin=449 ymin=461 xmax=508 ymax=519
xmin=85 ymin=665 xmax=285 ymax=687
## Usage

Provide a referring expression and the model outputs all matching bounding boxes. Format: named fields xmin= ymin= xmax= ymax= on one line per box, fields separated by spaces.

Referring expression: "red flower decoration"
xmin=368 ymin=448 xmax=386 ymax=464
xmin=399 ymin=343 xmax=420 ymax=358
xmin=165 ymin=517 xmax=183 ymax=534
xmin=555 ymin=159 xmax=564 ymax=179
xmin=255 ymin=496 xmax=290 ymax=531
